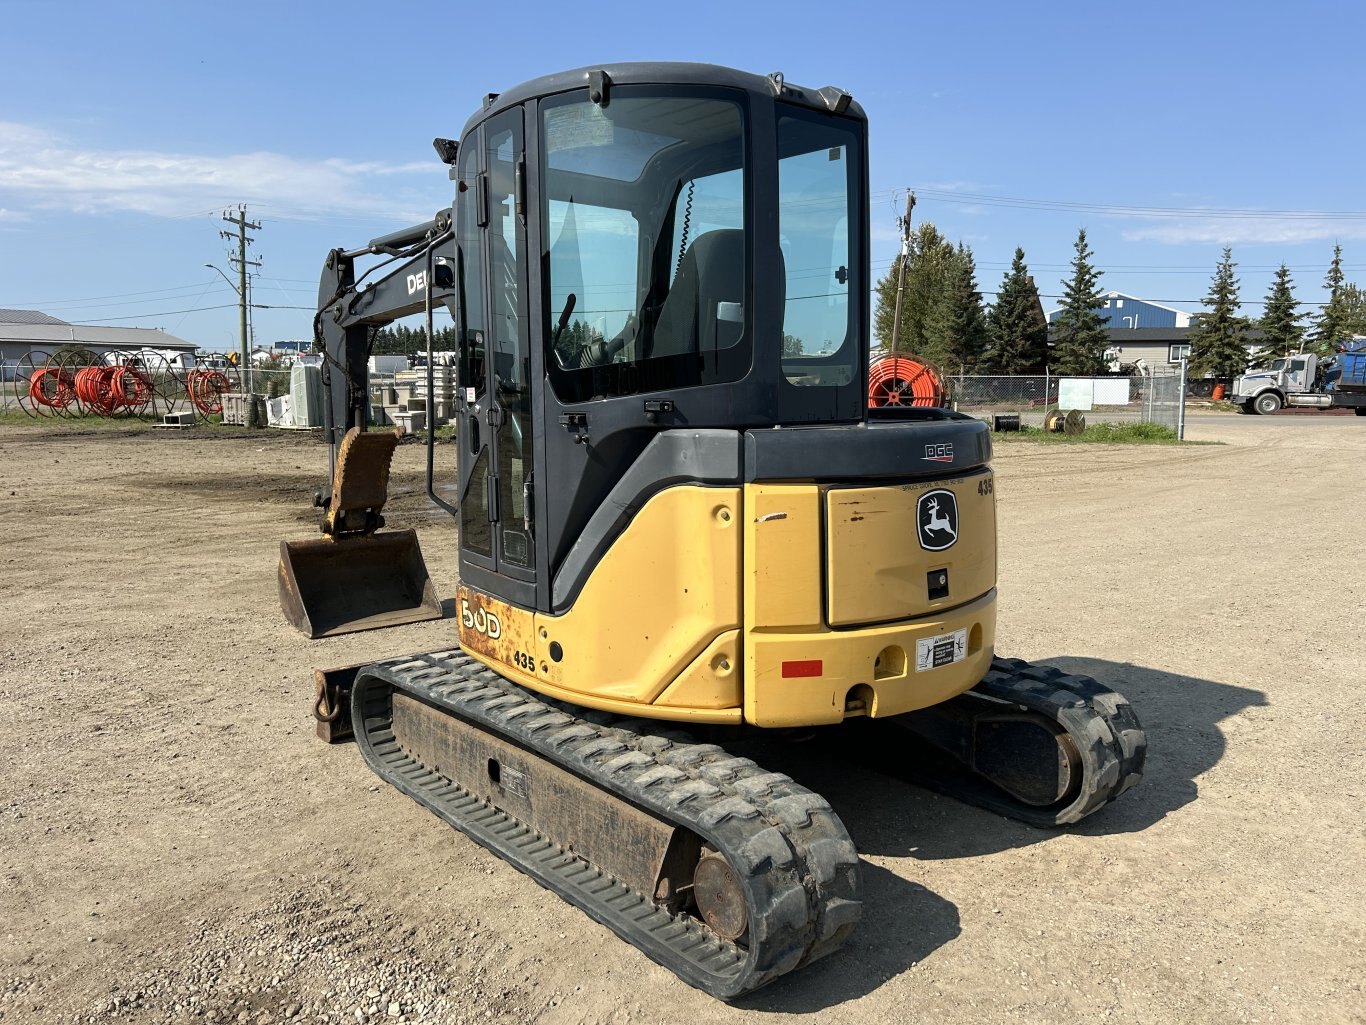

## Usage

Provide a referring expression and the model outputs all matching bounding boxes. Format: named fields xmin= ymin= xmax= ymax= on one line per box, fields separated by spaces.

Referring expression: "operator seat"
xmin=651 ymin=229 xmax=745 ymax=358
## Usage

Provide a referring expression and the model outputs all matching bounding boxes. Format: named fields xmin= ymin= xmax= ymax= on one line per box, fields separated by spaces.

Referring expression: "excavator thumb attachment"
xmin=278 ymin=427 xmax=443 ymax=638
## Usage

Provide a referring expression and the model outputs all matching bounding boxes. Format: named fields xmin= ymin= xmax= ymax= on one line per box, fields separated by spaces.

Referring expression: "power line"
xmin=63 ymin=301 xmax=315 ymax=324
xmin=168 ymin=280 xmax=220 ymax=335
xmin=66 ymin=303 xmax=241 ymax=323
xmin=29 ymin=286 xmax=238 ymax=313
xmin=1 ymin=280 xmax=237 ymax=308
xmin=860 ymin=285 xmax=1333 ymax=309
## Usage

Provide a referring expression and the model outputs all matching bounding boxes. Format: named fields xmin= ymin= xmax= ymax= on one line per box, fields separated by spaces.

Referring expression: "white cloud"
xmin=1122 ymin=215 xmax=1366 ymax=246
xmin=0 ymin=207 xmax=29 ymax=222
xmin=915 ymin=181 xmax=985 ymax=193
xmin=0 ymin=122 xmax=438 ymax=221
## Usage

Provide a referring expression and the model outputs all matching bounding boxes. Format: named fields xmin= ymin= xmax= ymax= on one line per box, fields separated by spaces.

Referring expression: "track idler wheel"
xmin=693 ymin=851 xmax=748 ymax=942
xmin=871 ymin=657 xmax=1146 ymax=826
xmin=971 ymin=714 xmax=1082 ymax=807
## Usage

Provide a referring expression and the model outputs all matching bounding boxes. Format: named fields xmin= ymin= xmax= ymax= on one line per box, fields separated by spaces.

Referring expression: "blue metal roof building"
xmin=1048 ymin=291 xmax=1193 ymax=330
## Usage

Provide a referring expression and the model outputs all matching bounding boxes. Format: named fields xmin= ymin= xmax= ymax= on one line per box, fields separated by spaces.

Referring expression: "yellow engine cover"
xmin=742 ymin=472 xmax=997 ymax=726
xmin=458 ymin=486 xmax=745 ymax=724
xmin=825 ymin=472 xmax=996 ymax=627
xmin=457 ymin=472 xmax=997 ymax=729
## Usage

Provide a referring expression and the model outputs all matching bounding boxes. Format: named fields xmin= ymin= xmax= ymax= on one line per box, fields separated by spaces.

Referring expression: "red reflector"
xmin=781 ymin=659 xmax=823 ymax=679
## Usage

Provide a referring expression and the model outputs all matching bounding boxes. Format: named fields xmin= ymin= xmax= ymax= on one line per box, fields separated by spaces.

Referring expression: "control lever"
xmin=552 ymin=292 xmax=577 ymax=350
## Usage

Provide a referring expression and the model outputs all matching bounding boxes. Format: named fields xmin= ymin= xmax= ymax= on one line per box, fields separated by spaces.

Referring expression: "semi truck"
xmin=1231 ymin=341 xmax=1366 ymax=415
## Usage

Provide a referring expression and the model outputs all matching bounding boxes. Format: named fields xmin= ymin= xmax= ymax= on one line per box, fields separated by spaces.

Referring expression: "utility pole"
xmin=889 ymin=190 xmax=915 ymax=353
xmin=221 ymin=205 xmax=262 ymax=427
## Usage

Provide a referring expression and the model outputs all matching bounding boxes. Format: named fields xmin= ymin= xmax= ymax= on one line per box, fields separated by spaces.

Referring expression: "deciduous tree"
xmin=873 ymin=223 xmax=956 ymax=354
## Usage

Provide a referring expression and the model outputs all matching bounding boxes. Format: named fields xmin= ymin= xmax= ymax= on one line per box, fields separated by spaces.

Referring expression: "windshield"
xmin=541 ymin=90 xmax=748 ymax=402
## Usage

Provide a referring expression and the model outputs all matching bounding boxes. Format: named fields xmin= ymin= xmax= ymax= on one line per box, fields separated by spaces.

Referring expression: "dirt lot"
xmin=1 ymin=417 xmax=1363 ymax=1025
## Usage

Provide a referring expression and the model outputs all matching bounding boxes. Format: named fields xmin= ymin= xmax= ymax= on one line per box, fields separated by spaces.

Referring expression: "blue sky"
xmin=2 ymin=0 xmax=1362 ymax=350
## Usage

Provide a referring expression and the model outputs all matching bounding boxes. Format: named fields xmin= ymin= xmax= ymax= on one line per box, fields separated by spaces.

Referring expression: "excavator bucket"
xmin=278 ymin=530 xmax=441 ymax=638
xmin=278 ymin=427 xmax=443 ymax=638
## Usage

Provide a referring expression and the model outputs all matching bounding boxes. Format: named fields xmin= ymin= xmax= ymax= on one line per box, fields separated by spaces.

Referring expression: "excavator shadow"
xmin=747 ymin=657 xmax=1265 ymax=863
xmin=727 ymin=658 xmax=1261 ymax=1010
xmin=736 ymin=862 xmax=960 ymax=1012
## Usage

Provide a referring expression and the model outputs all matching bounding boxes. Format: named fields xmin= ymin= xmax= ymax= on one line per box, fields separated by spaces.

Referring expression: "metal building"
xmin=0 ymin=309 xmax=199 ymax=379
xmin=1048 ymin=291 xmax=1193 ymax=330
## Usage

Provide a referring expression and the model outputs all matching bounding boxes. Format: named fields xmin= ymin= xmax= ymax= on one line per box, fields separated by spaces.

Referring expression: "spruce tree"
xmin=1339 ymin=283 xmax=1366 ymax=338
xmin=1252 ymin=264 xmax=1305 ymax=365
xmin=983 ymin=248 xmax=1049 ymax=373
xmin=1309 ymin=244 xmax=1348 ymax=356
xmin=1050 ymin=228 xmax=1110 ymax=374
xmin=873 ymin=222 xmax=956 ymax=353
xmin=1188 ymin=248 xmax=1251 ymax=378
xmin=925 ymin=244 xmax=988 ymax=371
xmin=371 ymin=324 xmax=458 ymax=356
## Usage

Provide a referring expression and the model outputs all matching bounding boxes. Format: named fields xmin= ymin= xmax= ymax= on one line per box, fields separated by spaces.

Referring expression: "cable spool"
xmin=28 ymin=365 xmax=76 ymax=413
xmin=187 ymin=369 xmax=232 ymax=415
xmin=13 ymin=352 xmax=57 ymax=418
xmin=1045 ymin=409 xmax=1087 ymax=435
xmin=75 ymin=366 xmax=118 ymax=415
xmin=57 ymin=349 xmax=103 ymax=418
xmin=181 ymin=355 xmax=239 ymax=419
xmin=72 ymin=362 xmax=153 ymax=417
xmin=868 ymin=353 xmax=946 ymax=408
xmin=992 ymin=413 xmax=1021 ymax=433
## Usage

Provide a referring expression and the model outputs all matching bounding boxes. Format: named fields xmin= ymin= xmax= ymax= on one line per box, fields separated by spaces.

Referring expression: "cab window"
xmin=541 ymin=90 xmax=749 ymax=403
xmin=778 ymin=111 xmax=858 ymax=389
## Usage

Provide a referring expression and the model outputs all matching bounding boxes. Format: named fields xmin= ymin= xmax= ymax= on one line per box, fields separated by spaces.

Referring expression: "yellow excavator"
xmin=279 ymin=63 xmax=1145 ymax=999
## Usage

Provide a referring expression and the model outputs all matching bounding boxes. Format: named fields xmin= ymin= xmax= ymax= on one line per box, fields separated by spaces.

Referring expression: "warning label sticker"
xmin=500 ymin=765 xmax=530 ymax=799
xmin=915 ymin=628 xmax=968 ymax=672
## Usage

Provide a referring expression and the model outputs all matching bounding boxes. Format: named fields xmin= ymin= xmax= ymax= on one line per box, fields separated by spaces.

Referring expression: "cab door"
xmin=456 ymin=107 xmax=537 ymax=608
xmin=1286 ymin=357 xmax=1309 ymax=393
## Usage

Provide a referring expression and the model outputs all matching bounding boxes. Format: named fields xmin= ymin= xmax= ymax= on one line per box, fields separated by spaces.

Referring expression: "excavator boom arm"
xmin=315 ymin=211 xmax=456 ymax=452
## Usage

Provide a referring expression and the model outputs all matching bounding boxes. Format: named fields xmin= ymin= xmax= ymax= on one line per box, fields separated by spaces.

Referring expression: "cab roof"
xmin=461 ymin=62 xmax=864 ymax=139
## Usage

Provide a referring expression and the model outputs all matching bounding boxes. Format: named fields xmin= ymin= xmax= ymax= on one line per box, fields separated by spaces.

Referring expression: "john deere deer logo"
xmin=917 ymin=490 xmax=959 ymax=552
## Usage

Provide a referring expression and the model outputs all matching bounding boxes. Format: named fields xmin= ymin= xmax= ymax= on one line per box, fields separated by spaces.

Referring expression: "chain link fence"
xmin=5 ymin=353 xmax=1186 ymax=439
xmin=949 ymin=368 xmax=1188 ymax=438
xmin=948 ymin=375 xmax=1058 ymax=428
xmin=1139 ymin=367 xmax=1188 ymax=437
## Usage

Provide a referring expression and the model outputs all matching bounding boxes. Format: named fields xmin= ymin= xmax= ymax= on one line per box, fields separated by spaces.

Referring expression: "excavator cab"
xmin=441 ymin=66 xmax=1003 ymax=727
xmin=292 ymin=62 xmax=999 ymax=717
xmin=283 ymin=65 xmax=1144 ymax=999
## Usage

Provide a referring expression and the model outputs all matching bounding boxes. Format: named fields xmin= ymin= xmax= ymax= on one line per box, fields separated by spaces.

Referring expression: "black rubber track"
xmin=972 ymin=657 xmax=1147 ymax=824
xmin=870 ymin=656 xmax=1147 ymax=826
xmin=350 ymin=650 xmax=862 ymax=1000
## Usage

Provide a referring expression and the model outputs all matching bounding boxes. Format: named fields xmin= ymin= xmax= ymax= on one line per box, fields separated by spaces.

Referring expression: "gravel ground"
xmin=1 ymin=416 xmax=1363 ymax=1025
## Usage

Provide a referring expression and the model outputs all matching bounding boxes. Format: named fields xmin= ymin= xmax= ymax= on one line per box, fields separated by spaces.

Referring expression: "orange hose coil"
xmin=73 ymin=365 xmax=152 ymax=415
xmin=186 ymin=369 xmax=231 ymax=415
xmin=867 ymin=354 xmax=946 ymax=408
xmin=28 ymin=367 xmax=77 ymax=409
